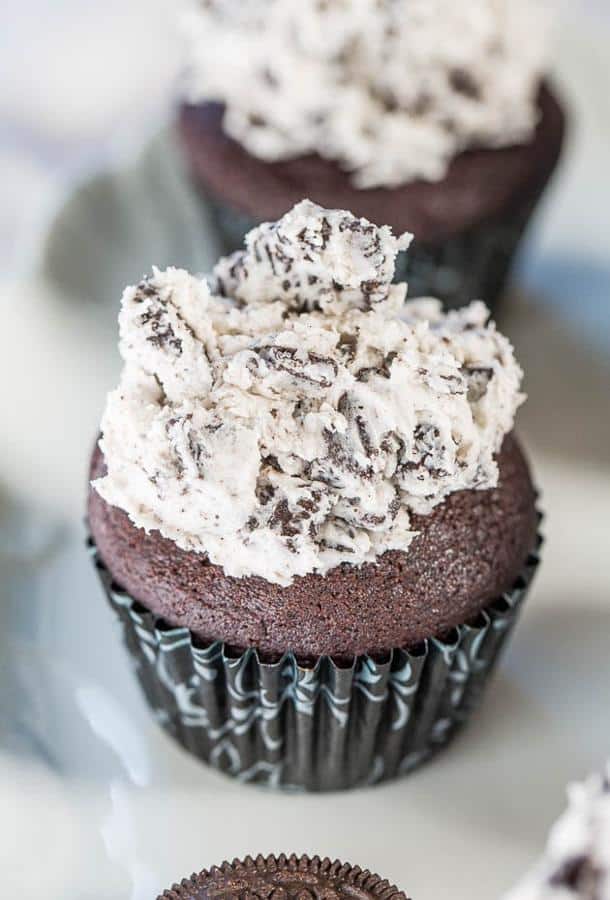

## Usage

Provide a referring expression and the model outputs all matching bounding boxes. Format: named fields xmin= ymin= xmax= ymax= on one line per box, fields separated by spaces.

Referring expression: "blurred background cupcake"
xmin=87 ymin=201 xmax=541 ymax=791
xmin=158 ymin=853 xmax=410 ymax=900
xmin=178 ymin=0 xmax=566 ymax=312
xmin=504 ymin=762 xmax=610 ymax=899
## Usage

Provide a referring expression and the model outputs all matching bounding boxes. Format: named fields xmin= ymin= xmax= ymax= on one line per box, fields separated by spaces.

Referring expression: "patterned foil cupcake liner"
xmin=206 ymin=194 xmax=536 ymax=313
xmin=89 ymin=531 xmax=541 ymax=792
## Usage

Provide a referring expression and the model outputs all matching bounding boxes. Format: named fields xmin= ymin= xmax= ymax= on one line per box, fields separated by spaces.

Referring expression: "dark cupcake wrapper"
xmin=89 ymin=529 xmax=541 ymax=792
xmin=205 ymin=193 xmax=537 ymax=313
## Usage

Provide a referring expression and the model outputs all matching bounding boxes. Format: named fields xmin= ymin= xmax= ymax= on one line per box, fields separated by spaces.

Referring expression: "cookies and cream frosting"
xmin=505 ymin=766 xmax=610 ymax=900
xmin=181 ymin=0 xmax=548 ymax=187
xmin=94 ymin=200 xmax=524 ymax=585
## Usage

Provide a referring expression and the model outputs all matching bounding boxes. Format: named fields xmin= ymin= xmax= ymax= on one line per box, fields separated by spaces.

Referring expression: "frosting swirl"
xmin=94 ymin=200 xmax=524 ymax=585
xmin=182 ymin=0 xmax=547 ymax=187
xmin=505 ymin=766 xmax=610 ymax=900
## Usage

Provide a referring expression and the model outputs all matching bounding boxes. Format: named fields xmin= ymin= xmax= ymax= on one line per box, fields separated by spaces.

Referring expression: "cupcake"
xmin=505 ymin=765 xmax=610 ymax=899
xmin=88 ymin=201 xmax=541 ymax=790
xmin=158 ymin=854 xmax=409 ymax=900
xmin=178 ymin=0 xmax=566 ymax=312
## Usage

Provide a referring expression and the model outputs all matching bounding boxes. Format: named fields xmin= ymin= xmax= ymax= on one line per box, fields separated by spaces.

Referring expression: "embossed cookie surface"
xmin=159 ymin=854 xmax=409 ymax=900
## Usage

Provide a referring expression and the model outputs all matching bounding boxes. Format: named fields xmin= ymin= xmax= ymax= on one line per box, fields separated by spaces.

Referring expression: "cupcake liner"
xmin=206 ymin=193 xmax=537 ymax=313
xmin=394 ymin=201 xmax=537 ymax=312
xmin=89 ymin=530 xmax=541 ymax=791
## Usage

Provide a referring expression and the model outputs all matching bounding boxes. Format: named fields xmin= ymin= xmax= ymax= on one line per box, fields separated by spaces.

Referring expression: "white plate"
xmin=1 ymin=16 xmax=610 ymax=900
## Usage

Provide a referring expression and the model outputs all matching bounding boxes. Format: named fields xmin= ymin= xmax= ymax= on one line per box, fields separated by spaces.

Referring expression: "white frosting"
xmin=94 ymin=200 xmax=524 ymax=585
xmin=181 ymin=0 xmax=548 ymax=187
xmin=505 ymin=766 xmax=610 ymax=900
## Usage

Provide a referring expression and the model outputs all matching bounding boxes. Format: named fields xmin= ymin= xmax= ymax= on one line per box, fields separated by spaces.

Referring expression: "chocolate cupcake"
xmin=158 ymin=854 xmax=409 ymax=900
xmin=178 ymin=0 xmax=566 ymax=312
xmin=504 ymin=764 xmax=610 ymax=899
xmin=88 ymin=201 xmax=541 ymax=790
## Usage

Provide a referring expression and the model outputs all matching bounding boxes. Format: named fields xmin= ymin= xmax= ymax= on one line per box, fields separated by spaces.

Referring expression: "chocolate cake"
xmin=179 ymin=85 xmax=565 ymax=248
xmin=159 ymin=854 xmax=409 ymax=900
xmin=89 ymin=432 xmax=537 ymax=660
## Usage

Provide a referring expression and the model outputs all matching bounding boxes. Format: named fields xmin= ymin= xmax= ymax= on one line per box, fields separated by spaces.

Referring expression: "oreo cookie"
xmin=158 ymin=854 xmax=409 ymax=900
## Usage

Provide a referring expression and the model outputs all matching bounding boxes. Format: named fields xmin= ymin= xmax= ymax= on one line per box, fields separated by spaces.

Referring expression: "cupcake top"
xmin=181 ymin=0 xmax=547 ymax=187
xmin=506 ymin=766 xmax=610 ymax=900
xmin=94 ymin=200 xmax=524 ymax=586
xmin=159 ymin=854 xmax=409 ymax=900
